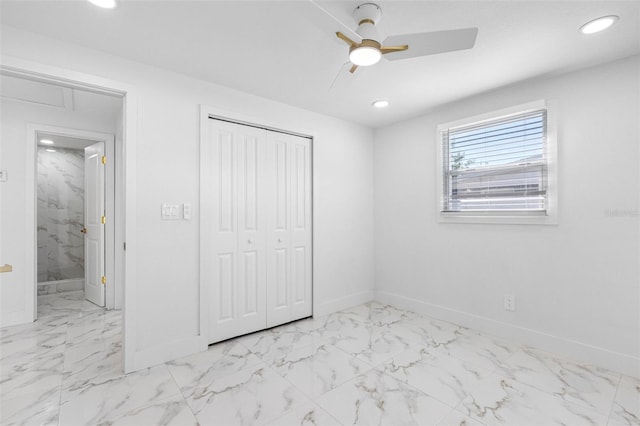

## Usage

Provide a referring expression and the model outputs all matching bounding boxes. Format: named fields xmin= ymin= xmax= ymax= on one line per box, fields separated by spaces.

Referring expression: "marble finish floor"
xmin=1 ymin=291 xmax=638 ymax=425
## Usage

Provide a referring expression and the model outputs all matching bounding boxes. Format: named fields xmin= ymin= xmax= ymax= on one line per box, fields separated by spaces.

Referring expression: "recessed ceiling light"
xmin=88 ymin=0 xmax=117 ymax=9
xmin=580 ymin=15 xmax=619 ymax=34
xmin=40 ymin=139 xmax=54 ymax=145
xmin=372 ymin=100 xmax=389 ymax=108
xmin=45 ymin=148 xmax=56 ymax=153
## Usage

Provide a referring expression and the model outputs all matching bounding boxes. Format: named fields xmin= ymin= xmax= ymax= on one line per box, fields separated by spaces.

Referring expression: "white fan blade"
xmin=306 ymin=0 xmax=362 ymax=45
xmin=329 ymin=61 xmax=365 ymax=93
xmin=329 ymin=61 xmax=355 ymax=92
xmin=383 ymin=27 xmax=478 ymax=61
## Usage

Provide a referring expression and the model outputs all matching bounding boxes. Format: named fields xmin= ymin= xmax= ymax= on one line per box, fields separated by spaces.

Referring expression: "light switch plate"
xmin=183 ymin=203 xmax=191 ymax=220
xmin=0 ymin=171 xmax=7 ymax=182
xmin=161 ymin=203 xmax=180 ymax=220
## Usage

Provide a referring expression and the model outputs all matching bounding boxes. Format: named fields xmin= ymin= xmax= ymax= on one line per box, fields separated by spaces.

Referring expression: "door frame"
xmin=1 ymin=55 xmax=139 ymax=373
xmin=32 ymin=125 xmax=114 ymax=309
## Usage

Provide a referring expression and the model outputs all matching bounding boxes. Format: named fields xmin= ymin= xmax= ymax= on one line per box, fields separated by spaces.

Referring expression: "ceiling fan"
xmin=309 ymin=1 xmax=478 ymax=74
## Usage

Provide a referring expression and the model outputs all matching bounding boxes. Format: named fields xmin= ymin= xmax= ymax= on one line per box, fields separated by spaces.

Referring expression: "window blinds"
xmin=442 ymin=109 xmax=547 ymax=213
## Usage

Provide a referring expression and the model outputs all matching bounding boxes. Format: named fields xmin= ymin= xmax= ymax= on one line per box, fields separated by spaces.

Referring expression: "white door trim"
xmin=1 ymin=54 xmax=139 ymax=373
xmin=30 ymin=126 xmax=114 ymax=309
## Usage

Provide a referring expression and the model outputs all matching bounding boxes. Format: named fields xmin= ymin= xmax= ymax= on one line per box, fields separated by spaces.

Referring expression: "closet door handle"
xmin=247 ymin=239 xmax=253 ymax=244
xmin=277 ymin=238 xmax=283 ymax=243
xmin=80 ymin=227 xmax=87 ymax=234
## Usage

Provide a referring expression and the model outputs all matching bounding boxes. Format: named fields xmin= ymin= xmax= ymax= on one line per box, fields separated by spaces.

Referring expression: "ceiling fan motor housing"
xmin=353 ymin=3 xmax=382 ymax=43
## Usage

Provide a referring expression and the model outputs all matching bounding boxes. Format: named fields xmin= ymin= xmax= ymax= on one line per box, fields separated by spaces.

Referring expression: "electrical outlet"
xmin=504 ymin=294 xmax=516 ymax=311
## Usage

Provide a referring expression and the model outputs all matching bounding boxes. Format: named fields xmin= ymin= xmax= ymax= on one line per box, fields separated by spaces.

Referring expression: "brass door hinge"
xmin=101 ymin=276 xmax=106 ymax=285
xmin=101 ymin=216 xmax=106 ymax=224
xmin=101 ymin=156 xmax=107 ymax=165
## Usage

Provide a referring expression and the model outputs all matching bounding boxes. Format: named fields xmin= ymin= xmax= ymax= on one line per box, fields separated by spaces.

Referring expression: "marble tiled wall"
xmin=37 ymin=147 xmax=85 ymax=283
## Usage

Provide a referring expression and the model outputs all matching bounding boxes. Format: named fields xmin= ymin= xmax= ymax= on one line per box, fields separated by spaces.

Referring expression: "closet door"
xmin=203 ymin=120 xmax=267 ymax=344
xmin=266 ymin=132 xmax=312 ymax=328
xmin=236 ymin=126 xmax=267 ymax=336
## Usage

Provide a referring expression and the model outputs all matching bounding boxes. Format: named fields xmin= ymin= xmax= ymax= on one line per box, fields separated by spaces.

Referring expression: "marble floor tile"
xmin=81 ymin=299 xmax=105 ymax=313
xmin=378 ymin=345 xmax=492 ymax=407
xmin=315 ymin=369 xmax=453 ymax=425
xmin=0 ymin=388 xmax=60 ymax=426
xmin=334 ymin=303 xmax=377 ymax=323
xmin=319 ymin=319 xmax=413 ymax=367
xmin=458 ymin=373 xmax=609 ymax=426
xmin=269 ymin=340 xmax=371 ymax=397
xmin=434 ymin=330 xmax=518 ymax=372
xmin=59 ymin=364 xmax=182 ymax=425
xmin=1 ymin=315 xmax=68 ymax=342
xmin=390 ymin=319 xmax=517 ymax=373
xmin=185 ymin=362 xmax=310 ymax=425
xmin=62 ymin=338 xmax=123 ymax=385
xmin=37 ymin=291 xmax=84 ymax=317
xmin=0 ymin=328 xmax=67 ymax=371
xmin=265 ymin=400 xmax=342 ymax=426
xmin=369 ymin=302 xmax=422 ymax=326
xmin=608 ymin=375 xmax=640 ymax=426
xmin=437 ymin=409 xmax=486 ymax=426
xmin=1 ymin=294 xmax=635 ymax=426
xmin=0 ymin=350 xmax=64 ymax=400
xmin=238 ymin=322 xmax=322 ymax=364
xmin=167 ymin=339 xmax=262 ymax=392
xmin=390 ymin=315 xmax=467 ymax=350
xmin=497 ymin=346 xmax=620 ymax=415
xmin=104 ymin=394 xmax=199 ymax=426
xmin=304 ymin=309 xmax=373 ymax=340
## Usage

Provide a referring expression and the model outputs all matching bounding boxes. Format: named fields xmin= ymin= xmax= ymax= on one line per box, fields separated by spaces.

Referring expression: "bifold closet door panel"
xmin=290 ymin=136 xmax=312 ymax=321
xmin=265 ymin=132 xmax=312 ymax=328
xmin=203 ymin=120 xmax=267 ymax=344
xmin=236 ymin=127 xmax=267 ymax=336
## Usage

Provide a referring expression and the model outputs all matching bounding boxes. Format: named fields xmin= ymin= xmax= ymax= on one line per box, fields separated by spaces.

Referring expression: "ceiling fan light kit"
xmin=350 ymin=42 xmax=382 ymax=66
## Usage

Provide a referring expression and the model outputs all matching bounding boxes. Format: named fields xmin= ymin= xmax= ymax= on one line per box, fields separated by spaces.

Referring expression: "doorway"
xmin=35 ymin=131 xmax=112 ymax=311
xmin=1 ymin=59 xmax=138 ymax=372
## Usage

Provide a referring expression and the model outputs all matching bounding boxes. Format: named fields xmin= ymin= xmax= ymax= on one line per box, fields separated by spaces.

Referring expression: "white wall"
xmin=0 ymin=97 xmax=119 ymax=327
xmin=1 ymin=26 xmax=374 ymax=369
xmin=37 ymin=147 xmax=86 ymax=283
xmin=374 ymin=55 xmax=640 ymax=377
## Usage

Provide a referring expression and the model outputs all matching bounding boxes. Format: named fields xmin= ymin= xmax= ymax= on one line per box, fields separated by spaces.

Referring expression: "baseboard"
xmin=375 ymin=290 xmax=640 ymax=379
xmin=127 ymin=335 xmax=207 ymax=373
xmin=314 ymin=290 xmax=374 ymax=318
xmin=1 ymin=310 xmax=31 ymax=328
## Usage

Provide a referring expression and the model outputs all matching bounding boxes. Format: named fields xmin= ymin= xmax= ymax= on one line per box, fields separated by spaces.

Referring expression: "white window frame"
xmin=435 ymin=100 xmax=558 ymax=225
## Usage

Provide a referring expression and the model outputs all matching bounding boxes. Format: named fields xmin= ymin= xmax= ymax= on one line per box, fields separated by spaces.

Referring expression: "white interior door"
xmin=203 ymin=118 xmax=312 ymax=343
xmin=84 ymin=142 xmax=105 ymax=307
xmin=289 ymin=135 xmax=313 ymax=320
xmin=266 ymin=132 xmax=312 ymax=328
xmin=237 ymin=126 xmax=268 ymax=335
xmin=204 ymin=120 xmax=267 ymax=344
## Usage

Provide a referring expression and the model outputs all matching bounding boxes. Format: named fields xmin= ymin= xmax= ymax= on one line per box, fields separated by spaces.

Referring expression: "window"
xmin=436 ymin=101 xmax=557 ymax=224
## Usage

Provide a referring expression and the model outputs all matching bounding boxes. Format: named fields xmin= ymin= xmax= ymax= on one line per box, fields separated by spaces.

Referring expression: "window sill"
xmin=438 ymin=212 xmax=558 ymax=225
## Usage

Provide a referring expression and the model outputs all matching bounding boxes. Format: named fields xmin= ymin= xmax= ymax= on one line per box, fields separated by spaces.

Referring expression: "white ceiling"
xmin=1 ymin=0 xmax=638 ymax=128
